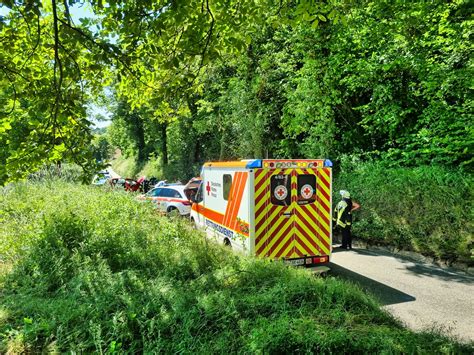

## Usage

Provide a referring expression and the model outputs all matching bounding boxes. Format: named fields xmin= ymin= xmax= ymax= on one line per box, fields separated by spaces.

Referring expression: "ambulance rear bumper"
xmin=283 ymin=255 xmax=329 ymax=267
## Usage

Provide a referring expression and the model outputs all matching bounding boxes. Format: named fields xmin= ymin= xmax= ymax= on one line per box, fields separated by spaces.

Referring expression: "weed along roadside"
xmin=334 ymin=162 xmax=473 ymax=268
xmin=0 ymin=181 xmax=473 ymax=353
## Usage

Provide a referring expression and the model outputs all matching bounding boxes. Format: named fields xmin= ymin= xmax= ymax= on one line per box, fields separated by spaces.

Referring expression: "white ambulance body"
xmin=190 ymin=159 xmax=333 ymax=266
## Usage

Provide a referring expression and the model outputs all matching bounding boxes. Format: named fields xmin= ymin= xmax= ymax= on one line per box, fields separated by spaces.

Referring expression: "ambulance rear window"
xmin=297 ymin=174 xmax=316 ymax=205
xmin=270 ymin=175 xmax=291 ymax=206
xmin=223 ymin=174 xmax=232 ymax=200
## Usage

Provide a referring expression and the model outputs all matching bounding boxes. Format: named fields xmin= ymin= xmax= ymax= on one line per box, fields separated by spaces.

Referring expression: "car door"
xmin=156 ymin=188 xmax=174 ymax=211
xmin=146 ymin=188 xmax=162 ymax=206
xmin=193 ymin=182 xmax=205 ymax=228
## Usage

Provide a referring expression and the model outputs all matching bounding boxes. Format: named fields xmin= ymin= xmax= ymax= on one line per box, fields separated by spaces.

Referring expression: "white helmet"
xmin=340 ymin=190 xmax=350 ymax=199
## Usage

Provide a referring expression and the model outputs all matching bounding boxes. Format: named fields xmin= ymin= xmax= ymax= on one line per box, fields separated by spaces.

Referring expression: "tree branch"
xmin=51 ymin=0 xmax=63 ymax=143
xmin=57 ymin=18 xmax=159 ymax=91
xmin=0 ymin=66 xmax=17 ymax=115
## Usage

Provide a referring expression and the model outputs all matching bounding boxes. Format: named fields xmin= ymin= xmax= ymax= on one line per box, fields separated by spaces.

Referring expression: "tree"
xmin=0 ymin=0 xmax=341 ymax=184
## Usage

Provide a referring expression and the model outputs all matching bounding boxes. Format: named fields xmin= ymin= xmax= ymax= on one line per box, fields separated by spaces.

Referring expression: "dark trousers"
xmin=341 ymin=226 xmax=352 ymax=249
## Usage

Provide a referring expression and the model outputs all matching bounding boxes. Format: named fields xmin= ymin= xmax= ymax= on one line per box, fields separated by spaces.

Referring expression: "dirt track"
xmin=326 ymin=248 xmax=474 ymax=342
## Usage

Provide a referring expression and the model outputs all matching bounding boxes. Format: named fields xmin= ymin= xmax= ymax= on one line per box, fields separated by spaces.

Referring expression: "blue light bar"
xmin=246 ymin=159 xmax=262 ymax=169
xmin=324 ymin=159 xmax=333 ymax=167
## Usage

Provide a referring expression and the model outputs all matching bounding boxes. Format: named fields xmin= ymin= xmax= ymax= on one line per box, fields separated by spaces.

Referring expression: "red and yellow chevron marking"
xmin=254 ymin=167 xmax=331 ymax=260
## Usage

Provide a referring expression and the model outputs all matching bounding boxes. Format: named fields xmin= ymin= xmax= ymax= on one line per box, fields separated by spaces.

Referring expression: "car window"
xmin=172 ymin=190 xmax=183 ymax=198
xmin=195 ymin=182 xmax=204 ymax=203
xmin=223 ymin=174 xmax=232 ymax=200
xmin=147 ymin=188 xmax=161 ymax=197
xmin=161 ymin=188 xmax=182 ymax=198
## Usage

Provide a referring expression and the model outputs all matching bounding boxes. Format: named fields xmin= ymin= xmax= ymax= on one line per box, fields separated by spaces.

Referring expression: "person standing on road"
xmin=335 ymin=190 xmax=360 ymax=249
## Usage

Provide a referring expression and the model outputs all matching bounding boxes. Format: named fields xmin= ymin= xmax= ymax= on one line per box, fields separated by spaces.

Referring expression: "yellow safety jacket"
xmin=334 ymin=199 xmax=352 ymax=228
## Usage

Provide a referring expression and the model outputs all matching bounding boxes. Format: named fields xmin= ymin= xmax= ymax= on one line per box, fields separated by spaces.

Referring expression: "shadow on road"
xmin=328 ymin=262 xmax=416 ymax=306
xmin=346 ymin=247 xmax=473 ymax=285
xmin=400 ymin=262 xmax=474 ymax=285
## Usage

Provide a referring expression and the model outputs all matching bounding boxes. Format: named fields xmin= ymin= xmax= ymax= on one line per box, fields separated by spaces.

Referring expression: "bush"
xmin=334 ymin=160 xmax=473 ymax=265
xmin=28 ymin=163 xmax=85 ymax=183
xmin=0 ymin=181 xmax=472 ymax=353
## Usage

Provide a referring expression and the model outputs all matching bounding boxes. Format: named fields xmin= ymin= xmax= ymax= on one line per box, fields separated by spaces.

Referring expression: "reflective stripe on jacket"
xmin=335 ymin=200 xmax=352 ymax=228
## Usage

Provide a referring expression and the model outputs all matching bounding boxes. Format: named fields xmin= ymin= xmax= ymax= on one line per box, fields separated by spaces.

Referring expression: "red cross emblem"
xmin=274 ymin=185 xmax=288 ymax=200
xmin=206 ymin=181 xmax=211 ymax=195
xmin=300 ymin=184 xmax=313 ymax=199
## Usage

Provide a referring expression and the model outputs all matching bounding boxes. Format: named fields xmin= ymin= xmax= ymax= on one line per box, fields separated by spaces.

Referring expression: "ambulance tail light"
xmin=182 ymin=200 xmax=192 ymax=206
xmin=313 ymin=256 xmax=328 ymax=264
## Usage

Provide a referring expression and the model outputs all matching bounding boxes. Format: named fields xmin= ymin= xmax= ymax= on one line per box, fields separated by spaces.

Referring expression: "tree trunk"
xmin=161 ymin=122 xmax=168 ymax=165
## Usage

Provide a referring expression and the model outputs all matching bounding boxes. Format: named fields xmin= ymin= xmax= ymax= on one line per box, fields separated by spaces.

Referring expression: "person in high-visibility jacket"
xmin=335 ymin=190 xmax=360 ymax=249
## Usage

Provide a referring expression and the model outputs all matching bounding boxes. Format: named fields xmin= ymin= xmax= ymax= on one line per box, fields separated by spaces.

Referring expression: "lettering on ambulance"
xmin=269 ymin=161 xmax=323 ymax=169
xmin=206 ymin=181 xmax=222 ymax=198
xmin=275 ymin=162 xmax=297 ymax=169
xmin=206 ymin=219 xmax=234 ymax=239
xmin=191 ymin=204 xmax=250 ymax=237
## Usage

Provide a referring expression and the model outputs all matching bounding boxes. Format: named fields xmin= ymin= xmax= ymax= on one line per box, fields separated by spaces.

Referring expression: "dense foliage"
xmin=106 ymin=0 xmax=472 ymax=181
xmin=0 ymin=0 xmax=343 ymax=184
xmin=334 ymin=160 xmax=473 ymax=265
xmin=1 ymin=182 xmax=472 ymax=353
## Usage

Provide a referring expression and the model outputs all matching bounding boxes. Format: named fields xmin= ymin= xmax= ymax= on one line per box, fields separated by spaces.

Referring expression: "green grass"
xmin=0 ymin=181 xmax=472 ymax=353
xmin=335 ymin=162 xmax=473 ymax=265
xmin=110 ymin=155 xmax=141 ymax=178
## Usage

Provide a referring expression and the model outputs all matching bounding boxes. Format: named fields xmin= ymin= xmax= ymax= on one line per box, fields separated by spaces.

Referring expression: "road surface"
xmin=105 ymin=166 xmax=121 ymax=179
xmin=327 ymin=247 xmax=473 ymax=342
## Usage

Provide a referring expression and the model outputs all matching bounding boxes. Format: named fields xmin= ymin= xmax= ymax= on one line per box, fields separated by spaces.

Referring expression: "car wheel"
xmin=167 ymin=206 xmax=180 ymax=217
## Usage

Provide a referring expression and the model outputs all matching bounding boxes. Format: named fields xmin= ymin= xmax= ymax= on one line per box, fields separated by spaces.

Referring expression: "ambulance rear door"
xmin=253 ymin=162 xmax=331 ymax=263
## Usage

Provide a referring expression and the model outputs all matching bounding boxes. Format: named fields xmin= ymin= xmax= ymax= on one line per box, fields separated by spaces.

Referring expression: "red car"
xmin=110 ymin=178 xmax=142 ymax=192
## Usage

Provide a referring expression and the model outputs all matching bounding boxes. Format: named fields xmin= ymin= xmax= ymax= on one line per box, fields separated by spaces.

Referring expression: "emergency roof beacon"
xmin=190 ymin=159 xmax=333 ymax=268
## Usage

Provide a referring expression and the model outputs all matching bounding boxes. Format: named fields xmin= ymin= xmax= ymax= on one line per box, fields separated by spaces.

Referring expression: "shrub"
xmin=28 ymin=163 xmax=85 ymax=183
xmin=0 ymin=181 xmax=472 ymax=353
xmin=334 ymin=161 xmax=473 ymax=264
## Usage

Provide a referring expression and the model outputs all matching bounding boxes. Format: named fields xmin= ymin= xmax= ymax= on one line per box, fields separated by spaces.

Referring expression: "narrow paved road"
xmin=327 ymin=248 xmax=474 ymax=342
xmin=105 ymin=166 xmax=121 ymax=179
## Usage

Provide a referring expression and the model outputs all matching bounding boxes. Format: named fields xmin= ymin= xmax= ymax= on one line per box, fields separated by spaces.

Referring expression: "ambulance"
xmin=190 ymin=159 xmax=333 ymax=268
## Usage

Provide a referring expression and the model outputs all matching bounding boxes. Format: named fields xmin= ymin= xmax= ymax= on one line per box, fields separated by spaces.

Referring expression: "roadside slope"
xmin=1 ymin=181 xmax=472 ymax=353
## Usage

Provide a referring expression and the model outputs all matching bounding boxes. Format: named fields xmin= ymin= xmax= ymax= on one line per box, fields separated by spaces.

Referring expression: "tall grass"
xmin=0 ymin=181 xmax=472 ymax=353
xmin=334 ymin=160 xmax=473 ymax=265
xmin=110 ymin=155 xmax=141 ymax=178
